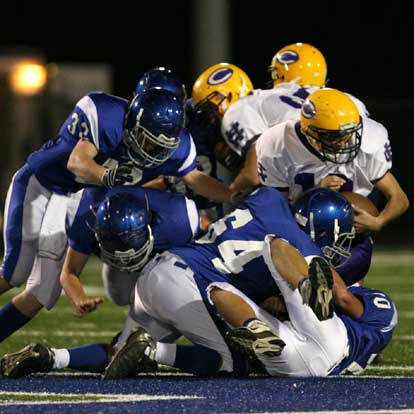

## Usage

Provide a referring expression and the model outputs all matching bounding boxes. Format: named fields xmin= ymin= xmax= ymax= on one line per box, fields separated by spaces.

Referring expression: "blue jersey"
xmin=26 ymin=92 xmax=197 ymax=195
xmin=66 ymin=187 xmax=199 ymax=257
xmin=165 ymin=100 xmax=223 ymax=217
xmin=171 ymin=187 xmax=321 ymax=305
xmin=331 ymin=286 xmax=398 ymax=375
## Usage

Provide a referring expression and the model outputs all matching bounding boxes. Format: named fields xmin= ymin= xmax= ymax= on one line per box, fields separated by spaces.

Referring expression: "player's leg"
xmin=101 ymin=264 xmax=139 ymax=306
xmin=0 ymin=167 xmax=51 ymax=342
xmin=1 ymin=313 xmax=143 ymax=378
xmin=260 ymin=237 xmax=350 ymax=374
xmin=265 ymin=237 xmax=334 ymax=321
xmin=207 ymin=282 xmax=324 ymax=376
xmin=210 ymin=287 xmax=286 ymax=359
xmin=24 ymin=192 xmax=69 ymax=311
xmin=104 ymin=252 xmax=234 ymax=378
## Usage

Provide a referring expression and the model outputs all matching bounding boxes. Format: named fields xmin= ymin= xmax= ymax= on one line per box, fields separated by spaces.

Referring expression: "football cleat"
xmin=0 ymin=343 xmax=54 ymax=378
xmin=226 ymin=318 xmax=285 ymax=365
xmin=300 ymin=257 xmax=334 ymax=321
xmin=103 ymin=327 xmax=156 ymax=380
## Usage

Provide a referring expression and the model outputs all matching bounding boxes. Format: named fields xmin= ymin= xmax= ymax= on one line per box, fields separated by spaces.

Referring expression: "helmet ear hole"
xmin=319 ymin=229 xmax=327 ymax=238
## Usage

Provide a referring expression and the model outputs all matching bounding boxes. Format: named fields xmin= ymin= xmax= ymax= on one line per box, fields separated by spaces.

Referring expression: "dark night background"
xmin=0 ymin=0 xmax=413 ymax=246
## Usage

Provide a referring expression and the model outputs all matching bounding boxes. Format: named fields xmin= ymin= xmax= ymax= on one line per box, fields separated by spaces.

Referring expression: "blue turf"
xmin=0 ymin=374 xmax=413 ymax=413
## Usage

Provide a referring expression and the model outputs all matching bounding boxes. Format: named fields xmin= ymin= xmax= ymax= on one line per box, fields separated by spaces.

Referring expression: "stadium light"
xmin=9 ymin=61 xmax=47 ymax=96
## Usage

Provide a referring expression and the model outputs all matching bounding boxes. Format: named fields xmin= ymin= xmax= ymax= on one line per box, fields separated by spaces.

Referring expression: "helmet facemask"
xmin=124 ymin=121 xmax=180 ymax=169
xmin=194 ymin=91 xmax=229 ymax=117
xmin=97 ymin=225 xmax=154 ymax=272
xmin=309 ymin=214 xmax=355 ymax=268
xmin=305 ymin=122 xmax=362 ymax=164
xmin=267 ymin=64 xmax=286 ymax=87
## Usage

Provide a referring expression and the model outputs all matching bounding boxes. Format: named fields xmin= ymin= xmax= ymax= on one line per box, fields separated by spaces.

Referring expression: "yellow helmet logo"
xmin=207 ymin=67 xmax=234 ymax=85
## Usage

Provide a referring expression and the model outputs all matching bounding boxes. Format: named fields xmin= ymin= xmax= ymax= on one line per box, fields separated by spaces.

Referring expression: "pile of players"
xmin=0 ymin=42 xmax=408 ymax=379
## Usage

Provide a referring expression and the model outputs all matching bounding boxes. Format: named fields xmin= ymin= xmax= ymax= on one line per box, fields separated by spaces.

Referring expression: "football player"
xmin=221 ymin=42 xmax=371 ymax=197
xmin=0 ymin=186 xmax=200 ymax=376
xmin=0 ymin=86 xmax=231 ymax=343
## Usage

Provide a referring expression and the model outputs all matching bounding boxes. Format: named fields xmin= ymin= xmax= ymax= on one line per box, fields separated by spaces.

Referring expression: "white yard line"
xmin=365 ymin=365 xmax=414 ymax=371
xmin=394 ymin=334 xmax=414 ymax=340
xmin=396 ymin=311 xmax=414 ymax=318
xmin=0 ymin=391 xmax=204 ymax=406
xmin=371 ymin=251 xmax=414 ymax=266
xmin=14 ymin=330 xmax=115 ymax=337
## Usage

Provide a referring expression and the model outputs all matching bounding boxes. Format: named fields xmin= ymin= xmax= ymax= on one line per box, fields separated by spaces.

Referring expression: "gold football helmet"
xmin=269 ymin=42 xmax=327 ymax=87
xmin=300 ymin=88 xmax=362 ymax=164
xmin=192 ymin=63 xmax=253 ymax=116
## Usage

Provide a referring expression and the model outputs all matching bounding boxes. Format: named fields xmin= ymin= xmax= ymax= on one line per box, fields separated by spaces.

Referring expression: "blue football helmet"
xmin=292 ymin=188 xmax=355 ymax=267
xmin=134 ymin=67 xmax=187 ymax=103
xmin=123 ymin=88 xmax=185 ymax=168
xmin=95 ymin=192 xmax=154 ymax=272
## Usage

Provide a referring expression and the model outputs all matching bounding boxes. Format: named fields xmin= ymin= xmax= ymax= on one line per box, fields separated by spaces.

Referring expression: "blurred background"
xmin=0 ymin=0 xmax=412 ymax=247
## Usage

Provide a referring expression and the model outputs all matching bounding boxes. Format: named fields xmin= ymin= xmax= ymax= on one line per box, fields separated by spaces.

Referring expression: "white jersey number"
xmin=197 ymin=209 xmax=265 ymax=274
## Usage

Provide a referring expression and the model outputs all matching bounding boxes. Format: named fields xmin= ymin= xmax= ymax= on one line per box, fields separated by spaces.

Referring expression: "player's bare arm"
xmin=67 ymin=139 xmax=107 ymax=185
xmin=353 ymin=172 xmax=409 ymax=233
xmin=331 ymin=268 xmax=364 ymax=319
xmin=182 ymin=168 xmax=232 ymax=203
xmin=60 ymin=247 xmax=104 ymax=317
xmin=229 ymin=144 xmax=260 ymax=196
xmin=141 ymin=176 xmax=168 ymax=190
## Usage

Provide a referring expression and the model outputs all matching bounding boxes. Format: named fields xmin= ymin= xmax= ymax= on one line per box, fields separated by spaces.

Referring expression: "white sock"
xmin=51 ymin=348 xmax=70 ymax=370
xmin=151 ymin=343 xmax=176 ymax=366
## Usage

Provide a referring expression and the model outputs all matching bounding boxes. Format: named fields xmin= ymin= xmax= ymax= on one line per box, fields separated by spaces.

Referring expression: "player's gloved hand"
xmin=102 ymin=162 xmax=142 ymax=187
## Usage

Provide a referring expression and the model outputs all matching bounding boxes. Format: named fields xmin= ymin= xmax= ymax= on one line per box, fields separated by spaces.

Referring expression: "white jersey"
xmin=221 ymin=82 xmax=369 ymax=157
xmin=255 ymin=118 xmax=392 ymax=202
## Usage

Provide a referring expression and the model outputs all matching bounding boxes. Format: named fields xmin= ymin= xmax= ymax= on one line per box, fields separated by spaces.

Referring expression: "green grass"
xmin=0 ymin=249 xmax=413 ymax=376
